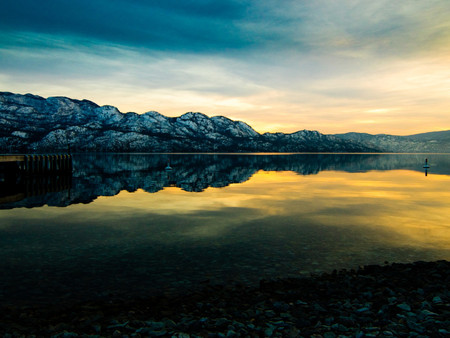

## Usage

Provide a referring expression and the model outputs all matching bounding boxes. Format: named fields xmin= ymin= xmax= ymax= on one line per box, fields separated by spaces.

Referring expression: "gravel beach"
xmin=1 ymin=260 xmax=449 ymax=337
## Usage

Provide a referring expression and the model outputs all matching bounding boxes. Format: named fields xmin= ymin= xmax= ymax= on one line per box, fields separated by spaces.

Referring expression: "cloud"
xmin=0 ymin=1 xmax=299 ymax=55
xmin=3 ymin=0 xmax=447 ymax=56
xmin=0 ymin=0 xmax=254 ymax=52
xmin=268 ymin=0 xmax=450 ymax=58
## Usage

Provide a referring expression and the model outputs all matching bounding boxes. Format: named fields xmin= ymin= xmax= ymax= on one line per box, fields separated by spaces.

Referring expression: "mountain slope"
xmin=0 ymin=92 xmax=373 ymax=153
xmin=407 ymin=130 xmax=450 ymax=142
xmin=334 ymin=131 xmax=450 ymax=153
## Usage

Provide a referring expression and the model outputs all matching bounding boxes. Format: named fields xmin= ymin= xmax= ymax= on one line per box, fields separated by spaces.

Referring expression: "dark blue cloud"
xmin=2 ymin=0 xmax=449 ymax=57
xmin=0 ymin=0 xmax=256 ymax=52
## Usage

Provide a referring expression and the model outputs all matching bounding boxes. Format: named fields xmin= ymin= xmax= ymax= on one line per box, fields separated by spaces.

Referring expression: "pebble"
xmin=432 ymin=296 xmax=443 ymax=304
xmin=397 ymin=303 xmax=411 ymax=311
xmin=420 ymin=309 xmax=438 ymax=317
xmin=229 ymin=328 xmax=240 ymax=337
xmin=1 ymin=260 xmax=449 ymax=337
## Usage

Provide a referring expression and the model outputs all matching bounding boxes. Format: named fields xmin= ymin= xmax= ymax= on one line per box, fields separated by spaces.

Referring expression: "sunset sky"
xmin=1 ymin=0 xmax=449 ymax=135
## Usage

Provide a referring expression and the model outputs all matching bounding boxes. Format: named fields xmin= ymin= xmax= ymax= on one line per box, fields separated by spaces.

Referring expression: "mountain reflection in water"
xmin=1 ymin=153 xmax=449 ymax=209
xmin=0 ymin=153 xmax=449 ymax=306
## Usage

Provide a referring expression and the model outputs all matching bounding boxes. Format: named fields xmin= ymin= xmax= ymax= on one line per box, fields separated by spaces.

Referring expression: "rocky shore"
xmin=1 ymin=260 xmax=449 ymax=337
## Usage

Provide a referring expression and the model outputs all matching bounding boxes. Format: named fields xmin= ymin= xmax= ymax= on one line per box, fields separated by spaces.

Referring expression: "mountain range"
xmin=1 ymin=92 xmax=449 ymax=153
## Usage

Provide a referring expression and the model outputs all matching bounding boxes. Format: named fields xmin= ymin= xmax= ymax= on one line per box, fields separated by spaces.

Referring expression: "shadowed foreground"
xmin=0 ymin=261 xmax=449 ymax=337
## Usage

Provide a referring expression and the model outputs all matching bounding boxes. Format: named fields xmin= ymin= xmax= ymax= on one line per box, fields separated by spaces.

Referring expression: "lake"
xmin=1 ymin=153 xmax=450 ymax=306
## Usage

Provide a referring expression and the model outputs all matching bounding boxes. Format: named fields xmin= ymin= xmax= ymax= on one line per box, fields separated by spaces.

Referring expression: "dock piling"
xmin=0 ymin=154 xmax=72 ymax=175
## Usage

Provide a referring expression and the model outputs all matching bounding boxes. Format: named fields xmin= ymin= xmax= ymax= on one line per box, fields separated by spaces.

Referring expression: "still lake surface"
xmin=1 ymin=153 xmax=450 ymax=306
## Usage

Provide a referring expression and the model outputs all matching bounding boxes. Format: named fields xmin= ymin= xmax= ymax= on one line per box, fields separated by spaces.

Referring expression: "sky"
xmin=1 ymin=0 xmax=449 ymax=135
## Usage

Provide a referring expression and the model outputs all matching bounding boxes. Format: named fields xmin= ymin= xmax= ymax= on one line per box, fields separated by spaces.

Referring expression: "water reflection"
xmin=0 ymin=173 xmax=72 ymax=205
xmin=0 ymin=154 xmax=449 ymax=306
xmin=1 ymin=153 xmax=449 ymax=209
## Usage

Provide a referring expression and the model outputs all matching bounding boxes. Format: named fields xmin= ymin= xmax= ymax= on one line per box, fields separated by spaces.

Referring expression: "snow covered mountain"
xmin=3 ymin=92 xmax=448 ymax=153
xmin=0 ymin=92 xmax=373 ymax=153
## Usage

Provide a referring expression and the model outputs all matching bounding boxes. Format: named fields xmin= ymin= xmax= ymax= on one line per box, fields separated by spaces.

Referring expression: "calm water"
xmin=1 ymin=153 xmax=450 ymax=306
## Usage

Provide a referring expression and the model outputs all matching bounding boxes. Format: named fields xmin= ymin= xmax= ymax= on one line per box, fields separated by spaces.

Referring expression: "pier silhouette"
xmin=0 ymin=154 xmax=73 ymax=204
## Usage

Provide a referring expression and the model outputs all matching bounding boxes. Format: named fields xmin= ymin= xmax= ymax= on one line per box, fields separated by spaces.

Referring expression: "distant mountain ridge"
xmin=333 ymin=131 xmax=450 ymax=153
xmin=0 ymin=92 xmax=448 ymax=152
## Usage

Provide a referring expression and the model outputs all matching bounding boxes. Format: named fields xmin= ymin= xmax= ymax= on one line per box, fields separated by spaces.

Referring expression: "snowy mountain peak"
xmin=1 ymin=91 xmax=377 ymax=152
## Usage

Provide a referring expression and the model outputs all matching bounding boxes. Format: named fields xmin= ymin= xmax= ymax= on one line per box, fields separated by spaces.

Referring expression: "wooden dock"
xmin=0 ymin=154 xmax=72 ymax=174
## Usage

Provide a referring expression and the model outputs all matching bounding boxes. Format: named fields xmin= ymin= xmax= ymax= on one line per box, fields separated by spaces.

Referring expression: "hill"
xmin=0 ymin=92 xmax=373 ymax=153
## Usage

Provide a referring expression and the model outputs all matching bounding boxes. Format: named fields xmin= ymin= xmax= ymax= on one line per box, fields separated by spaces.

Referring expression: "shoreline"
xmin=1 ymin=260 xmax=449 ymax=337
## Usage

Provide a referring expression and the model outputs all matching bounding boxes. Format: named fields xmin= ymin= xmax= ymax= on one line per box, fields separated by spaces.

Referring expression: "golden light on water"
xmin=74 ymin=169 xmax=450 ymax=251
xmin=1 ymin=167 xmax=448 ymax=255
xmin=1 ymin=158 xmax=450 ymax=303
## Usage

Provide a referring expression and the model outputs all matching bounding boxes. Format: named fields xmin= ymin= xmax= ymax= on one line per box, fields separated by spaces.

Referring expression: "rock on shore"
xmin=0 ymin=260 xmax=449 ymax=337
